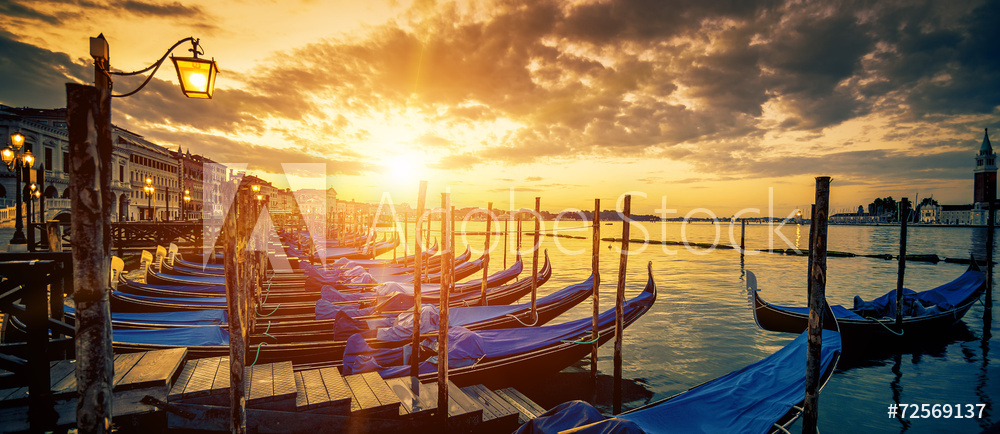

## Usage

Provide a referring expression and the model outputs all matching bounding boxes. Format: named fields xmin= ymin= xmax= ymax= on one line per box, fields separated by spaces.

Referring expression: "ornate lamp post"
xmin=144 ymin=177 xmax=154 ymax=221
xmin=183 ymin=189 xmax=191 ymax=220
xmin=34 ymin=189 xmax=41 ymax=222
xmin=28 ymin=183 xmax=37 ymax=225
xmin=2 ymin=132 xmax=34 ymax=249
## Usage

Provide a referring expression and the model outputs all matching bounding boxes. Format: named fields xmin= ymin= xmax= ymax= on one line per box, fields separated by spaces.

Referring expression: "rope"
xmin=250 ymin=342 xmax=268 ymax=366
xmin=257 ymin=303 xmax=280 ymax=317
xmin=506 ymin=312 xmax=539 ymax=327
xmin=262 ymin=321 xmax=275 ymax=340
xmin=864 ymin=316 xmax=905 ymax=336
xmin=561 ymin=337 xmax=599 ymax=345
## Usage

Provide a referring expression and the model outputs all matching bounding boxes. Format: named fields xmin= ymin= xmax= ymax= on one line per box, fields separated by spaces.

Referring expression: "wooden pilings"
xmin=481 ymin=202 xmax=493 ymax=306
xmin=531 ymin=197 xmax=540 ymax=322
xmin=803 ymin=176 xmax=831 ymax=433
xmin=591 ymin=199 xmax=601 ymax=381
xmin=896 ymin=198 xmax=909 ymax=327
xmin=438 ymin=193 xmax=452 ymax=421
xmin=411 ymin=181 xmax=427 ymax=379
xmin=504 ymin=218 xmax=509 ymax=269
xmin=988 ymin=204 xmax=994 ymax=311
xmin=613 ymin=195 xmax=630 ymax=415
xmin=67 ymin=73 xmax=114 ymax=433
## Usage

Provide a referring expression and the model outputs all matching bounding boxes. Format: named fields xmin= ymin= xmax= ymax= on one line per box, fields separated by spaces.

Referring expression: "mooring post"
xmin=504 ymin=217 xmax=509 ymax=269
xmin=403 ymin=213 xmax=408 ymax=265
xmin=808 ymin=204 xmax=816 ymax=300
xmin=988 ymin=203 xmax=995 ymax=310
xmin=896 ymin=197 xmax=909 ymax=328
xmin=67 ymin=70 xmax=114 ymax=433
xmin=531 ymin=197 xmax=540 ymax=321
xmin=804 ymin=176 xmax=831 ymax=433
xmin=46 ymin=221 xmax=62 ymax=253
xmin=411 ymin=182 xmax=427 ymax=383
xmin=591 ymin=198 xmax=601 ymax=382
xmin=481 ymin=202 xmax=493 ymax=306
xmin=740 ymin=218 xmax=746 ymax=253
xmin=613 ymin=194 xmax=631 ymax=415
xmin=223 ymin=181 xmax=248 ymax=434
xmin=438 ymin=192 xmax=452 ymax=421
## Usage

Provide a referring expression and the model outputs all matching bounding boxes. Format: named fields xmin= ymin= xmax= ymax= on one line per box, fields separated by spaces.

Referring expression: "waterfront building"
xmin=119 ymin=128 xmax=180 ymax=221
xmin=173 ymin=147 xmax=204 ymax=220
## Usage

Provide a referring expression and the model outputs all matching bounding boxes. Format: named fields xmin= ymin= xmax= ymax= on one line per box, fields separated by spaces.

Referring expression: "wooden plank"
xmin=111 ymin=352 xmax=147 ymax=388
xmin=168 ymin=358 xmax=197 ymax=400
xmin=294 ymin=372 xmax=309 ymax=409
xmin=494 ymin=388 xmax=545 ymax=424
xmin=446 ymin=381 xmax=483 ymax=419
xmin=51 ymin=364 xmax=78 ymax=395
xmin=214 ymin=356 xmax=231 ymax=391
xmin=0 ymin=387 xmax=26 ymax=404
xmin=297 ymin=370 xmax=328 ymax=410
xmin=119 ymin=348 xmax=187 ymax=390
xmin=272 ymin=361 xmax=296 ymax=398
xmin=361 ymin=372 xmax=400 ymax=408
xmin=384 ymin=377 xmax=434 ymax=418
xmin=182 ymin=356 xmax=222 ymax=399
xmin=249 ymin=363 xmax=272 ymax=401
xmin=48 ymin=360 xmax=77 ymax=391
xmin=317 ymin=368 xmax=352 ymax=405
xmin=344 ymin=374 xmax=380 ymax=413
xmin=461 ymin=384 xmax=520 ymax=431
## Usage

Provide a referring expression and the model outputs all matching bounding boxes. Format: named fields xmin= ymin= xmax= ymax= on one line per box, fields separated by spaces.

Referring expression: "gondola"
xmin=747 ymin=260 xmax=985 ymax=349
xmin=337 ymin=262 xmax=657 ymax=386
xmin=513 ymin=303 xmax=841 ymax=434
xmin=104 ymin=264 xmax=585 ymax=364
xmin=108 ymin=251 xmax=552 ymax=315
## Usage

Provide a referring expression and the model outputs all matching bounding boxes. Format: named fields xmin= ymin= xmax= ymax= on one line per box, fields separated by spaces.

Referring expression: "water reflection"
xmin=891 ymin=353 xmax=912 ymax=432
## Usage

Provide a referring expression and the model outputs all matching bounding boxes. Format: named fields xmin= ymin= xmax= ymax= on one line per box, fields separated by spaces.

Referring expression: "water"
xmin=383 ymin=220 xmax=998 ymax=433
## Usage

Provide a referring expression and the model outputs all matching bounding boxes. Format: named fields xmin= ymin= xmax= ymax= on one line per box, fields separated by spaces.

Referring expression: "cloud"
xmin=0 ymin=31 xmax=91 ymax=108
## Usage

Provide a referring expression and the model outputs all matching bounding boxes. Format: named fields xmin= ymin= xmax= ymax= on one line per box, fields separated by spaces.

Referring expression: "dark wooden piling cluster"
xmin=803 ymin=176 xmax=830 ymax=433
xmin=220 ymin=178 xmax=267 ymax=433
xmin=895 ymin=198 xmax=909 ymax=328
xmin=613 ymin=195 xmax=631 ymax=415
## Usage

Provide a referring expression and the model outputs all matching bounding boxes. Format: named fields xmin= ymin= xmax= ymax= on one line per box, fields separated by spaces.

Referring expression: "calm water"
xmin=385 ymin=220 xmax=998 ymax=433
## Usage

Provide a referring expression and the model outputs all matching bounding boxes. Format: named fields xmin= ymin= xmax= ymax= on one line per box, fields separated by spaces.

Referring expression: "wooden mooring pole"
xmin=504 ymin=217 xmax=509 ymax=269
xmin=613 ymin=195 xmax=631 ymax=415
xmin=896 ymin=198 xmax=909 ymax=328
xmin=988 ymin=204 xmax=994 ymax=311
xmin=438 ymin=192 xmax=452 ymax=421
xmin=531 ymin=197 xmax=540 ymax=321
xmin=481 ymin=202 xmax=493 ymax=306
xmin=67 ymin=71 xmax=113 ymax=432
xmin=223 ymin=180 xmax=249 ymax=434
xmin=804 ymin=176 xmax=831 ymax=433
xmin=411 ymin=181 xmax=427 ymax=380
xmin=403 ymin=213 xmax=408 ymax=265
xmin=591 ymin=199 xmax=601 ymax=381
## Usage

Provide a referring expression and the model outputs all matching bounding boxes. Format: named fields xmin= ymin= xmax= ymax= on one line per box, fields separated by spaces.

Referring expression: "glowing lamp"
xmin=10 ymin=133 xmax=24 ymax=151
xmin=1 ymin=148 xmax=13 ymax=167
xmin=172 ymin=56 xmax=219 ymax=99
xmin=22 ymin=150 xmax=34 ymax=168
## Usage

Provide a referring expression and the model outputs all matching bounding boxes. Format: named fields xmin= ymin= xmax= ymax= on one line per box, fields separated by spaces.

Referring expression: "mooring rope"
xmin=250 ymin=342 xmax=268 ymax=366
xmin=506 ymin=312 xmax=539 ymax=327
xmin=864 ymin=316 xmax=905 ymax=336
xmin=561 ymin=337 xmax=599 ymax=345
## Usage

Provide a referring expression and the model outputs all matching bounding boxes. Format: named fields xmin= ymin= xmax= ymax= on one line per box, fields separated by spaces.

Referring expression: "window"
xmin=45 ymin=148 xmax=53 ymax=171
xmin=63 ymin=152 xmax=69 ymax=173
xmin=119 ymin=165 xmax=124 ymax=182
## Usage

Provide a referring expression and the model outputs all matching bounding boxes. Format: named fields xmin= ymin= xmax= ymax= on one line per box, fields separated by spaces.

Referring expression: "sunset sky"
xmin=1 ymin=0 xmax=998 ymax=217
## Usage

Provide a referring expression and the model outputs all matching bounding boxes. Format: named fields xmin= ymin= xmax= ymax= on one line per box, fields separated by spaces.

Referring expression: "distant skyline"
xmin=1 ymin=0 xmax=998 ymax=217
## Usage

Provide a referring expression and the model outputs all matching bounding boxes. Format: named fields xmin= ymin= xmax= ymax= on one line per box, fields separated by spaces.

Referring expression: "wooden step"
xmin=461 ymin=384 xmax=521 ymax=433
xmin=293 ymin=367 xmax=351 ymax=415
xmin=381 ymin=377 xmax=483 ymax=430
xmin=383 ymin=377 xmax=436 ymax=419
xmin=494 ymin=387 xmax=546 ymax=426
xmin=168 ymin=356 xmax=295 ymax=410
xmin=0 ymin=348 xmax=187 ymax=432
xmin=343 ymin=372 xmax=400 ymax=417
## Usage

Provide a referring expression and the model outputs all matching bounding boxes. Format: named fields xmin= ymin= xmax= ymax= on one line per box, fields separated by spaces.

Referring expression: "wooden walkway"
xmin=0 ymin=347 xmax=187 ymax=432
xmin=166 ymin=354 xmax=542 ymax=433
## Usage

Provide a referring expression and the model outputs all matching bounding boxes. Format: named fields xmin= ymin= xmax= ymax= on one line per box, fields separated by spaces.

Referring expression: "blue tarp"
xmin=113 ymin=325 xmax=230 ymax=346
xmin=115 ymin=290 xmax=227 ymax=307
xmin=66 ymin=305 xmax=227 ymax=325
xmin=514 ymin=400 xmax=643 ymax=434
xmin=124 ymin=280 xmax=225 ymax=295
xmin=773 ymin=304 xmax=866 ymax=320
xmin=150 ymin=270 xmax=225 ymax=285
xmin=851 ymin=269 xmax=985 ymax=318
xmin=342 ymin=279 xmax=652 ymax=377
xmin=521 ymin=329 xmax=841 ymax=434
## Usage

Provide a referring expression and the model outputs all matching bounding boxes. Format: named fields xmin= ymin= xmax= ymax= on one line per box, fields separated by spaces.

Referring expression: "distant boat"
xmin=746 ymin=260 xmax=985 ymax=351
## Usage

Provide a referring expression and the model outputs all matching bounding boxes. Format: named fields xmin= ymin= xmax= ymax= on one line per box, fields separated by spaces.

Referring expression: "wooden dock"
xmin=0 ymin=347 xmax=187 ymax=432
xmin=165 ymin=354 xmax=540 ymax=433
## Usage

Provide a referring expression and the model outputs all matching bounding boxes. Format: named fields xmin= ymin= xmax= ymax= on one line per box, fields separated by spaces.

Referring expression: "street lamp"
xmin=28 ymin=183 xmax=37 ymax=225
xmin=144 ymin=177 xmax=154 ymax=221
xmin=33 ymin=188 xmax=41 ymax=222
xmin=183 ymin=190 xmax=191 ymax=220
xmin=2 ymin=132 xmax=34 ymax=248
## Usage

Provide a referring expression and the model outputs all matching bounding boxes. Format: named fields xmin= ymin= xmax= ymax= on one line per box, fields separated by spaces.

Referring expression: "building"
xmin=173 ymin=147 xmax=204 ymax=220
xmin=974 ymin=128 xmax=996 ymax=206
xmin=926 ymin=129 xmax=998 ymax=226
xmin=118 ymin=128 xmax=180 ymax=221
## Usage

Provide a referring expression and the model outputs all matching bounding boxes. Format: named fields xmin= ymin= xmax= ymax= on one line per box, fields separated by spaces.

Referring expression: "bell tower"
xmin=974 ymin=128 xmax=996 ymax=204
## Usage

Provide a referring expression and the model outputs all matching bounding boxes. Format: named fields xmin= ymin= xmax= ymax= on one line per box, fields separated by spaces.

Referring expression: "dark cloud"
xmin=0 ymin=31 xmax=91 ymax=108
xmin=0 ymin=1 xmax=60 ymax=24
xmin=117 ymin=0 xmax=206 ymax=18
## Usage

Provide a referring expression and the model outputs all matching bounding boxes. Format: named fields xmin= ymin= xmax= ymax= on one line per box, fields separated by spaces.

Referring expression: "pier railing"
xmin=25 ymin=221 xmax=204 ymax=252
xmin=0 ymin=253 xmax=75 ymax=431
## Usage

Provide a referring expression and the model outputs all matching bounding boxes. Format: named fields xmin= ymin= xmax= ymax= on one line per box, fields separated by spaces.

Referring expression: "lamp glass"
xmin=172 ymin=56 xmax=219 ymax=99
xmin=10 ymin=133 xmax=24 ymax=151
xmin=1 ymin=148 xmax=13 ymax=165
xmin=22 ymin=151 xmax=33 ymax=168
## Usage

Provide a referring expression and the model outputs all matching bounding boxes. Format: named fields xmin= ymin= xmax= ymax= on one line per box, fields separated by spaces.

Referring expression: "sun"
xmin=382 ymin=156 xmax=424 ymax=187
